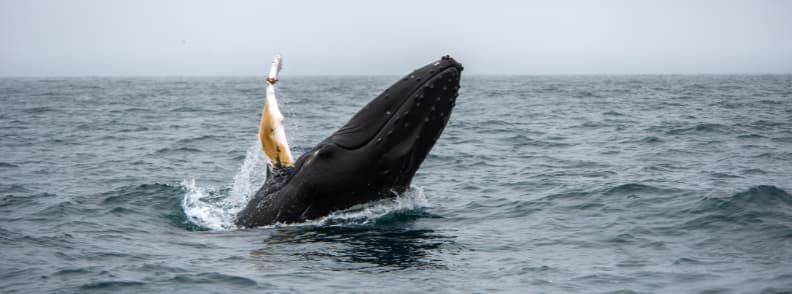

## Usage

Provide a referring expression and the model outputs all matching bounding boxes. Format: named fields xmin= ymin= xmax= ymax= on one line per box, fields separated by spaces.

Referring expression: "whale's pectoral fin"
xmin=259 ymin=54 xmax=295 ymax=167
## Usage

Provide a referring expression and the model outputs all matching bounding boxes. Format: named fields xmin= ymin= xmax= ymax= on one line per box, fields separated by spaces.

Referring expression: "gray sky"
xmin=1 ymin=0 xmax=791 ymax=76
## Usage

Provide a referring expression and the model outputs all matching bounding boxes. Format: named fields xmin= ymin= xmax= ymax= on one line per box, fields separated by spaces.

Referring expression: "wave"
xmin=0 ymin=162 xmax=19 ymax=168
xmin=64 ymin=183 xmax=190 ymax=230
xmin=666 ymin=123 xmax=729 ymax=135
xmin=772 ymin=136 xmax=792 ymax=143
xmin=602 ymin=183 xmax=675 ymax=196
xmin=0 ymin=183 xmax=31 ymax=194
xmin=155 ymin=147 xmax=204 ymax=154
xmin=97 ymin=183 xmax=183 ymax=206
xmin=171 ymin=107 xmax=210 ymax=113
xmin=572 ymin=90 xmax=601 ymax=98
xmin=32 ymin=200 xmax=86 ymax=219
xmin=683 ymin=185 xmax=792 ymax=230
xmin=737 ymin=134 xmax=765 ymax=139
xmin=168 ymin=272 xmax=258 ymax=286
xmin=22 ymin=106 xmax=54 ymax=114
xmin=602 ymin=110 xmax=625 ymax=116
xmin=79 ymin=281 xmax=146 ymax=291
xmin=176 ymin=135 xmax=220 ymax=144
xmin=696 ymin=185 xmax=792 ymax=210
xmin=120 ymin=107 xmax=150 ymax=113
xmin=505 ymin=134 xmax=572 ymax=148
xmin=638 ymin=136 xmax=663 ymax=144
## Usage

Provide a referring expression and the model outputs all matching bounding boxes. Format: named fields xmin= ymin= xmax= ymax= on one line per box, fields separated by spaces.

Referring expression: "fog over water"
xmin=1 ymin=0 xmax=791 ymax=76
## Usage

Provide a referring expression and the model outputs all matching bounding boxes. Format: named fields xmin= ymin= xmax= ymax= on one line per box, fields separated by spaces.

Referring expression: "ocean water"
xmin=1 ymin=75 xmax=791 ymax=293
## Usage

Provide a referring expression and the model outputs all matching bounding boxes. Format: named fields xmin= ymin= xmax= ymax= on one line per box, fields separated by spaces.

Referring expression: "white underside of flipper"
xmin=259 ymin=54 xmax=295 ymax=167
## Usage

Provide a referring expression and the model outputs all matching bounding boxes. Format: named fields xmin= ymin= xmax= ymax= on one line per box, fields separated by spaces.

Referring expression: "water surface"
xmin=1 ymin=75 xmax=791 ymax=293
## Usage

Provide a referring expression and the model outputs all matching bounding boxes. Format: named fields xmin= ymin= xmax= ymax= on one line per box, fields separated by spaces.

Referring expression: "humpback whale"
xmin=235 ymin=55 xmax=463 ymax=228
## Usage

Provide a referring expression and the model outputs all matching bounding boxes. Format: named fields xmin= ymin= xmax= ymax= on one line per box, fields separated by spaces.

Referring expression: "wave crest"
xmin=695 ymin=185 xmax=792 ymax=213
xmin=683 ymin=185 xmax=792 ymax=230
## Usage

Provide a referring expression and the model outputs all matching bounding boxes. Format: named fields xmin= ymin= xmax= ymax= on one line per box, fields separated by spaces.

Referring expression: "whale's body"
xmin=235 ymin=56 xmax=463 ymax=228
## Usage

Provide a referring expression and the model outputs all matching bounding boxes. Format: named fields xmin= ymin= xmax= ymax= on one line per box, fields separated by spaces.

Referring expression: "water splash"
xmin=181 ymin=144 xmax=268 ymax=230
xmin=181 ymin=143 xmax=431 ymax=231
xmin=262 ymin=187 xmax=431 ymax=229
xmin=314 ymin=187 xmax=429 ymax=226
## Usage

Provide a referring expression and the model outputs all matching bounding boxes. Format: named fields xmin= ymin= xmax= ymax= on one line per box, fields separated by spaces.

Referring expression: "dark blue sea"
xmin=1 ymin=75 xmax=791 ymax=293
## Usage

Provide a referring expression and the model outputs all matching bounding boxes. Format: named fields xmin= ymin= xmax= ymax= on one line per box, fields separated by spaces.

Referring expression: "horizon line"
xmin=2 ymin=72 xmax=791 ymax=79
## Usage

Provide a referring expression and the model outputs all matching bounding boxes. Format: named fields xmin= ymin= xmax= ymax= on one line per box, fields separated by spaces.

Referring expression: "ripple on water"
xmin=169 ymin=272 xmax=258 ymax=287
xmin=21 ymin=106 xmax=55 ymax=114
xmin=0 ymin=162 xmax=20 ymax=168
xmin=89 ymin=183 xmax=197 ymax=230
xmin=0 ymin=184 xmax=34 ymax=196
xmin=53 ymin=267 xmax=95 ymax=276
xmin=171 ymin=106 xmax=210 ymax=112
xmin=154 ymin=147 xmax=204 ymax=154
xmin=638 ymin=136 xmax=664 ymax=144
xmin=737 ymin=133 xmax=766 ymax=140
xmin=602 ymin=110 xmax=626 ymax=116
xmin=79 ymin=281 xmax=146 ymax=291
xmin=176 ymin=135 xmax=221 ymax=144
xmin=602 ymin=183 xmax=673 ymax=196
xmin=666 ymin=123 xmax=730 ymax=135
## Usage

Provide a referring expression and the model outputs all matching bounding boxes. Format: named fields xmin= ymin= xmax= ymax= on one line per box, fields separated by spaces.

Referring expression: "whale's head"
xmin=288 ymin=56 xmax=463 ymax=208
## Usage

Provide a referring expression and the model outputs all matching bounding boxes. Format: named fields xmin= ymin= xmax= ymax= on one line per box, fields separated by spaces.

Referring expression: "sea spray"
xmin=181 ymin=143 xmax=269 ymax=230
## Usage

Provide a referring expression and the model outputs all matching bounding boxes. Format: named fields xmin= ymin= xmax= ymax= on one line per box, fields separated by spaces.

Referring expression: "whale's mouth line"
xmin=334 ymin=66 xmax=460 ymax=152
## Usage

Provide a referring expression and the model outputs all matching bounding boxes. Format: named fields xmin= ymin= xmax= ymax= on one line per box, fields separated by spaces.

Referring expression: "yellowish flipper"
xmin=259 ymin=54 xmax=295 ymax=167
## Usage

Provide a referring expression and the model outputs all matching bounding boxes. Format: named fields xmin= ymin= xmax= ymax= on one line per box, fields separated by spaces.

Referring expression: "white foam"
xmin=314 ymin=186 xmax=430 ymax=226
xmin=263 ymin=187 xmax=430 ymax=229
xmin=181 ymin=144 xmax=268 ymax=230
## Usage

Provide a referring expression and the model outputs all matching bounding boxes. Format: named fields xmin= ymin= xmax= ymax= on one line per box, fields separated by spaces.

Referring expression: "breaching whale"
xmin=235 ymin=55 xmax=463 ymax=228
